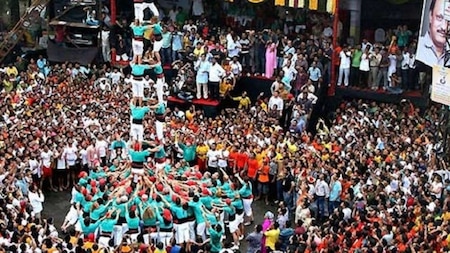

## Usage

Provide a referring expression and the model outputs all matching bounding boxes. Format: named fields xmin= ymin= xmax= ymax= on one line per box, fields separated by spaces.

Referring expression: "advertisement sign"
xmin=431 ymin=65 xmax=450 ymax=106
xmin=417 ymin=0 xmax=448 ymax=67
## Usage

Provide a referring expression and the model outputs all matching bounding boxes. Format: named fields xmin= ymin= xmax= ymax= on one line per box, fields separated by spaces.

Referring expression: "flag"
xmin=288 ymin=0 xmax=299 ymax=8
xmin=309 ymin=0 xmax=318 ymax=10
xmin=326 ymin=0 xmax=336 ymax=14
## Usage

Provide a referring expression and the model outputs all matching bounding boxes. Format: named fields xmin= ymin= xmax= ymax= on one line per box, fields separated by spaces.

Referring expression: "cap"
xmin=202 ymin=188 xmax=210 ymax=195
xmin=79 ymin=171 xmax=88 ymax=178
xmin=307 ymin=176 xmax=315 ymax=184
xmin=162 ymin=209 xmax=172 ymax=221
xmin=225 ymin=199 xmax=231 ymax=205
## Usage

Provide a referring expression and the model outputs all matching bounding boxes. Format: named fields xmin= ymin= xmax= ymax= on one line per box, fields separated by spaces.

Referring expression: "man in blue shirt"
xmin=130 ymin=102 xmax=150 ymax=142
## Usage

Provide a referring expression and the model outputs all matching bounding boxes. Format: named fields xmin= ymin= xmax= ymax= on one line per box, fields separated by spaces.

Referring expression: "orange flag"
xmin=309 ymin=0 xmax=319 ymax=10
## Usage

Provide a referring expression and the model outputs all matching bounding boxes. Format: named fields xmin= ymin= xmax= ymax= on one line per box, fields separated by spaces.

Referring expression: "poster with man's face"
xmin=417 ymin=0 xmax=449 ymax=67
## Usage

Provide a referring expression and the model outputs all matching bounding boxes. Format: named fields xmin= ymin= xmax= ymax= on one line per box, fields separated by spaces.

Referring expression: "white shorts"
xmin=132 ymin=79 xmax=144 ymax=97
xmin=188 ymin=220 xmax=196 ymax=241
xmin=134 ymin=3 xmax=144 ymax=21
xmin=174 ymin=222 xmax=190 ymax=244
xmin=142 ymin=2 xmax=159 ymax=17
xmin=150 ymin=231 xmax=173 ymax=247
xmin=229 ymin=218 xmax=239 ymax=233
xmin=132 ymin=39 xmax=144 ymax=56
xmin=237 ymin=212 xmax=244 ymax=224
xmin=131 ymin=167 xmax=145 ymax=175
xmin=196 ymin=221 xmax=206 ymax=237
xmin=130 ymin=122 xmax=144 ymax=141
xmin=153 ymin=39 xmax=163 ymax=52
xmin=243 ymin=198 xmax=253 ymax=217
xmin=155 ymin=120 xmax=164 ymax=142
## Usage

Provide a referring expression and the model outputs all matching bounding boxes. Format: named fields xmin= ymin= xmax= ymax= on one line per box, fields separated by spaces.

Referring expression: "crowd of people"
xmin=0 ymin=1 xmax=447 ymax=253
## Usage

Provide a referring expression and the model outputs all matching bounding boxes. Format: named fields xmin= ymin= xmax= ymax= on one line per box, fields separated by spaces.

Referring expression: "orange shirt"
xmin=236 ymin=152 xmax=249 ymax=170
xmin=228 ymin=151 xmax=238 ymax=169
xmin=258 ymin=165 xmax=270 ymax=183
xmin=247 ymin=158 xmax=259 ymax=178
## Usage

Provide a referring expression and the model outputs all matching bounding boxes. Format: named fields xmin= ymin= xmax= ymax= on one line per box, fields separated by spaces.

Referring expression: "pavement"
xmin=42 ymin=190 xmax=276 ymax=252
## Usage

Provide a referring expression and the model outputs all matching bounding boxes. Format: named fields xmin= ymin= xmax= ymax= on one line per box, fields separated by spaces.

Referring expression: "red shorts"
xmin=42 ymin=166 xmax=53 ymax=177
xmin=197 ymin=158 xmax=206 ymax=173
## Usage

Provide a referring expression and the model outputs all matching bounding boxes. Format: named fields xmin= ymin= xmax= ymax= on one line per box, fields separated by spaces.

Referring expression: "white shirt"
xmin=230 ymin=61 xmax=242 ymax=75
xmin=268 ymin=96 xmax=284 ymax=111
xmin=401 ymin=52 xmax=410 ymax=70
xmin=209 ymin=63 xmax=225 ymax=82
xmin=96 ymin=140 xmax=108 ymax=157
xmin=206 ymin=150 xmax=220 ymax=168
xmin=79 ymin=149 xmax=88 ymax=165
xmin=339 ymin=51 xmax=351 ymax=69
xmin=29 ymin=159 xmax=40 ymax=175
xmin=109 ymin=71 xmax=122 ymax=84
xmin=314 ymin=180 xmax=329 ymax=197
xmin=40 ymin=151 xmax=53 ymax=168
xmin=28 ymin=191 xmax=45 ymax=214
xmin=64 ymin=146 xmax=78 ymax=165
xmin=217 ymin=150 xmax=229 ymax=168
xmin=359 ymin=53 xmax=370 ymax=71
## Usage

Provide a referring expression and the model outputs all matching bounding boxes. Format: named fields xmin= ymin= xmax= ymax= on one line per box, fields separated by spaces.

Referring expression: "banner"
xmin=416 ymin=0 xmax=448 ymax=67
xmin=431 ymin=65 xmax=450 ymax=106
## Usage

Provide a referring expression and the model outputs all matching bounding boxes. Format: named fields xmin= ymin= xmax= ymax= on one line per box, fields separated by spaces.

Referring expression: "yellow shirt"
xmin=6 ymin=67 xmax=18 ymax=77
xmin=255 ymin=150 xmax=267 ymax=164
xmin=264 ymin=229 xmax=280 ymax=250
xmin=196 ymin=145 xmax=209 ymax=159
xmin=193 ymin=47 xmax=205 ymax=58
xmin=219 ymin=81 xmax=233 ymax=97
xmin=232 ymin=96 xmax=251 ymax=109
xmin=186 ymin=110 xmax=194 ymax=122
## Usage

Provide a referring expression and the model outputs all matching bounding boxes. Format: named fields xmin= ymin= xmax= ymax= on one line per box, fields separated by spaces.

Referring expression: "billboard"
xmin=416 ymin=0 xmax=449 ymax=67
xmin=431 ymin=65 xmax=450 ymax=106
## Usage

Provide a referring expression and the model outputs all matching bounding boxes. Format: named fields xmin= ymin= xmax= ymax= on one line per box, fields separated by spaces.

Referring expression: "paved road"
xmin=42 ymin=190 xmax=276 ymax=252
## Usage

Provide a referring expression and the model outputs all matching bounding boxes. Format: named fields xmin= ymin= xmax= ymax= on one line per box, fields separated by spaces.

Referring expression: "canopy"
xmin=274 ymin=0 xmax=337 ymax=14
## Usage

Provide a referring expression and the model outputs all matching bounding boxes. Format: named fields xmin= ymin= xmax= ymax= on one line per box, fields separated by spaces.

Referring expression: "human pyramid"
xmin=67 ymin=4 xmax=254 ymax=253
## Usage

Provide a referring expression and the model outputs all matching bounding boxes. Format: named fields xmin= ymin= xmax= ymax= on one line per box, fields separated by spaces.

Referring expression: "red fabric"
xmin=42 ymin=166 xmax=52 ymax=177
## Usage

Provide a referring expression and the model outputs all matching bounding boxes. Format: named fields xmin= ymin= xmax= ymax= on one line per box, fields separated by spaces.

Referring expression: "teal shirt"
xmin=200 ymin=196 xmax=213 ymax=210
xmin=99 ymin=217 xmax=117 ymax=233
xmin=188 ymin=201 xmax=205 ymax=223
xmin=209 ymin=228 xmax=223 ymax=253
xmin=170 ymin=205 xmax=188 ymax=220
xmin=153 ymin=23 xmax=162 ymax=35
xmin=155 ymin=103 xmax=166 ymax=114
xmin=129 ymin=149 xmax=150 ymax=163
xmin=90 ymin=204 xmax=107 ymax=221
xmin=126 ymin=212 xmax=140 ymax=229
xmin=154 ymin=64 xmax=163 ymax=75
xmin=131 ymin=25 xmax=147 ymax=36
xmin=83 ymin=200 xmax=94 ymax=213
xmin=231 ymin=199 xmax=244 ymax=211
xmin=238 ymin=183 xmax=252 ymax=198
xmin=154 ymin=146 xmax=166 ymax=159
xmin=79 ymin=217 xmax=100 ymax=234
xmin=131 ymin=105 xmax=150 ymax=120
xmin=156 ymin=211 xmax=173 ymax=230
xmin=141 ymin=205 xmax=158 ymax=227
xmin=178 ymin=143 xmax=197 ymax=162
xmin=110 ymin=140 xmax=126 ymax=150
xmin=113 ymin=201 xmax=127 ymax=217
xmin=205 ymin=213 xmax=218 ymax=225
xmin=131 ymin=64 xmax=151 ymax=76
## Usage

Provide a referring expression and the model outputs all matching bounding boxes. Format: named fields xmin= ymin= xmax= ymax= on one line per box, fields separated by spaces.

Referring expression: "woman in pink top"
xmin=265 ymin=41 xmax=277 ymax=78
